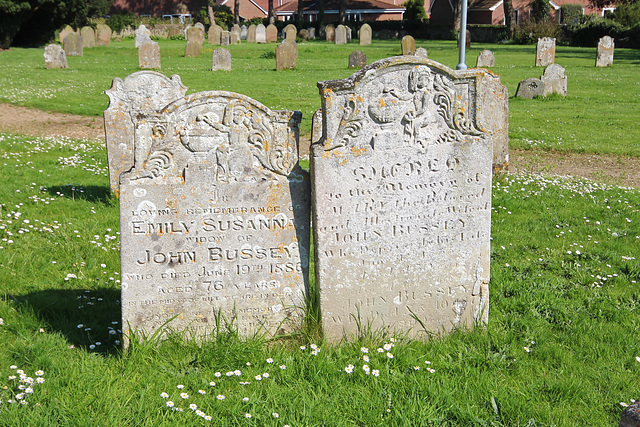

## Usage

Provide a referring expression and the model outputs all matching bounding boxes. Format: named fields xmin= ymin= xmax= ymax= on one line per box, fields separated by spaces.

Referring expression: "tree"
xmin=339 ymin=0 xmax=346 ymax=24
xmin=87 ymin=0 xmax=112 ymax=18
xmin=504 ymin=0 xmax=515 ymax=33
xmin=531 ymin=0 xmax=550 ymax=22
xmin=297 ymin=0 xmax=304 ymax=28
xmin=590 ymin=0 xmax=639 ymax=9
xmin=234 ymin=0 xmax=240 ymax=24
xmin=403 ymin=0 xmax=428 ymax=21
xmin=0 ymin=0 xmax=90 ymax=48
xmin=268 ymin=0 xmax=274 ymax=24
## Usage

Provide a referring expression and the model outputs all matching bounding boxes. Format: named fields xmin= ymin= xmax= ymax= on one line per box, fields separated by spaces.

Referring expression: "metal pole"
xmin=456 ymin=0 xmax=468 ymax=70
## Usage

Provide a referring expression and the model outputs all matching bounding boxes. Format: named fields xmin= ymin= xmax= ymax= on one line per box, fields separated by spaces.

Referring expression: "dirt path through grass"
xmin=1 ymin=102 xmax=638 ymax=189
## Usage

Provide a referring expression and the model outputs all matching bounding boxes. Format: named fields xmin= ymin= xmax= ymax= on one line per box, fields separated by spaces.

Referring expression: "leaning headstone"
xmin=348 ymin=50 xmax=366 ymax=68
xmin=325 ymin=24 xmax=335 ymax=42
xmin=476 ymin=50 xmax=495 ymax=68
xmin=44 ymin=44 xmax=68 ymax=69
xmin=135 ymin=25 xmax=152 ymax=48
xmin=401 ymin=35 xmax=416 ymax=55
xmin=266 ymin=24 xmax=278 ymax=42
xmin=536 ymin=37 xmax=555 ymax=67
xmin=185 ymin=40 xmax=202 ymax=57
xmin=596 ymin=35 xmax=614 ymax=67
xmin=118 ymin=87 xmax=310 ymax=342
xmin=211 ymin=47 xmax=232 ymax=71
xmin=312 ymin=56 xmax=492 ymax=341
xmin=59 ymin=25 xmax=74 ymax=44
xmin=208 ymin=25 xmax=223 ymax=45
xmin=256 ymin=24 xmax=267 ymax=43
xmin=187 ymin=25 xmax=205 ymax=44
xmin=221 ymin=31 xmax=231 ymax=46
xmin=80 ymin=26 xmax=96 ymax=48
xmin=359 ymin=23 xmax=372 ymax=45
xmin=139 ymin=41 xmax=161 ymax=69
xmin=96 ymin=24 xmax=112 ymax=46
xmin=515 ymin=78 xmax=545 ymax=99
xmin=415 ymin=47 xmax=428 ymax=58
xmin=246 ymin=24 xmax=257 ymax=42
xmin=241 ymin=24 xmax=248 ymax=40
xmin=285 ymin=24 xmax=297 ymax=41
xmin=308 ymin=27 xmax=316 ymax=40
xmin=63 ymin=32 xmax=83 ymax=56
xmin=620 ymin=399 xmax=640 ymax=427
xmin=335 ymin=25 xmax=347 ymax=45
xmin=104 ymin=71 xmax=188 ymax=197
xmin=541 ymin=63 xmax=567 ymax=96
xmin=276 ymin=39 xmax=298 ymax=70
xmin=299 ymin=29 xmax=309 ymax=41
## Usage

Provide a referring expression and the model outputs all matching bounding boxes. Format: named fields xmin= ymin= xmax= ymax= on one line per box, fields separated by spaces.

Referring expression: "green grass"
xmin=0 ymin=39 xmax=639 ymax=156
xmin=0 ymin=132 xmax=639 ymax=425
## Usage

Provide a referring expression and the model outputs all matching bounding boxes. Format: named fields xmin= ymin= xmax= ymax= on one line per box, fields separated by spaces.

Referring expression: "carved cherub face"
xmin=409 ymin=68 xmax=432 ymax=93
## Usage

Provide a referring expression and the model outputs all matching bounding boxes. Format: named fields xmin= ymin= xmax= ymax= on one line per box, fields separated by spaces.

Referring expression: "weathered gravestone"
xmin=208 ymin=25 xmax=223 ymax=45
xmin=241 ymin=25 xmax=248 ymax=40
xmin=81 ymin=26 xmax=96 ymax=48
xmin=96 ymin=24 xmax=112 ymax=46
xmin=346 ymin=27 xmax=352 ymax=43
xmin=312 ymin=57 xmax=493 ymax=340
xmin=359 ymin=23 xmax=372 ymax=45
xmin=536 ymin=37 xmax=555 ymax=67
xmin=230 ymin=30 xmax=241 ymax=45
xmin=276 ymin=39 xmax=297 ymax=70
xmin=308 ymin=27 xmax=316 ymax=40
xmin=246 ymin=25 xmax=256 ymax=42
xmin=135 ymin=25 xmax=152 ymax=48
xmin=401 ymin=35 xmax=416 ymax=55
xmin=104 ymin=72 xmax=188 ymax=197
xmin=63 ymin=32 xmax=83 ymax=56
xmin=476 ymin=71 xmax=509 ymax=173
xmin=195 ymin=22 xmax=206 ymax=32
xmin=168 ymin=26 xmax=182 ymax=38
xmin=415 ymin=47 xmax=428 ymax=59
xmin=596 ymin=36 xmax=614 ymax=67
xmin=256 ymin=24 xmax=267 ymax=43
xmin=266 ymin=24 xmax=278 ymax=42
xmin=476 ymin=50 xmax=495 ymax=68
xmin=185 ymin=40 xmax=202 ymax=57
xmin=59 ymin=25 xmax=74 ymax=44
xmin=187 ymin=25 xmax=205 ymax=44
xmin=211 ymin=48 xmax=232 ymax=71
xmin=335 ymin=25 xmax=347 ymax=45
xmin=620 ymin=399 xmax=640 ymax=427
xmin=541 ymin=63 xmax=567 ymax=97
xmin=299 ymin=29 xmax=309 ymax=41
xmin=515 ymin=78 xmax=545 ymax=99
xmin=311 ymin=109 xmax=322 ymax=146
xmin=325 ymin=25 xmax=335 ymax=42
xmin=285 ymin=24 xmax=297 ymax=41
xmin=139 ymin=42 xmax=161 ymax=69
xmin=221 ymin=31 xmax=231 ymax=46
xmin=232 ymin=24 xmax=241 ymax=37
xmin=44 ymin=44 xmax=68 ymax=69
xmin=118 ymin=88 xmax=310 ymax=342
xmin=348 ymin=50 xmax=366 ymax=68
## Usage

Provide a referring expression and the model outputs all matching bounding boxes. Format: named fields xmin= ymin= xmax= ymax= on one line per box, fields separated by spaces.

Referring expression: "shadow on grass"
xmin=45 ymin=184 xmax=113 ymax=205
xmin=12 ymin=287 xmax=122 ymax=355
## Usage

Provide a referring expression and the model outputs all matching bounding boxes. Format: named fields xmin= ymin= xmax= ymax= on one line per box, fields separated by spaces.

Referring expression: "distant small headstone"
xmin=208 ymin=25 xmax=222 ymax=45
xmin=185 ymin=40 xmax=203 ymax=57
xmin=195 ymin=22 xmax=206 ymax=32
xmin=44 ymin=44 xmax=68 ymax=69
xmin=284 ymin=24 xmax=297 ymax=41
xmin=319 ymin=26 xmax=326 ymax=39
xmin=401 ymin=35 xmax=415 ymax=55
xmin=104 ymin=71 xmax=188 ymax=197
xmin=168 ymin=26 xmax=182 ymax=38
xmin=541 ymin=63 xmax=567 ymax=96
xmin=359 ymin=23 xmax=372 ymax=45
xmin=135 ymin=25 xmax=152 ymax=48
xmin=348 ymin=50 xmax=366 ymax=68
xmin=118 ymin=86 xmax=310 ymax=342
xmin=516 ymin=78 xmax=545 ymax=99
xmin=63 ymin=32 xmax=83 ymax=56
xmin=415 ymin=47 xmax=428 ymax=58
xmin=256 ymin=24 xmax=267 ymax=43
xmin=299 ymin=29 xmax=309 ymax=41
xmin=59 ymin=25 xmax=74 ymax=44
xmin=313 ymin=57 xmax=492 ymax=341
xmin=241 ymin=24 xmax=248 ymax=40
xmin=276 ymin=39 xmax=298 ymax=70
xmin=211 ymin=47 xmax=232 ymax=71
xmin=476 ymin=50 xmax=495 ymax=68
xmin=325 ymin=25 xmax=335 ymax=42
xmin=96 ymin=24 xmax=111 ymax=46
xmin=596 ymin=36 xmax=614 ymax=67
xmin=230 ymin=31 xmax=241 ymax=44
xmin=80 ymin=26 xmax=95 ymax=48
xmin=536 ymin=37 xmax=555 ymax=67
xmin=187 ymin=25 xmax=205 ymax=44
xmin=247 ymin=24 xmax=256 ymax=42
xmin=346 ymin=26 xmax=352 ymax=43
xmin=457 ymin=29 xmax=471 ymax=48
xmin=308 ymin=27 xmax=316 ymax=40
xmin=335 ymin=25 xmax=347 ymax=45
xmin=266 ymin=24 xmax=278 ymax=42
xmin=620 ymin=399 xmax=640 ymax=427
xmin=221 ymin=31 xmax=231 ymax=46
xmin=232 ymin=24 xmax=241 ymax=36
xmin=139 ymin=41 xmax=161 ymax=69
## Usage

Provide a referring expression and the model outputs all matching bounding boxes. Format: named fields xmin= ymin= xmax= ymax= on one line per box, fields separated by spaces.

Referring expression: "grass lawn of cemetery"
xmin=0 ymin=38 xmax=639 ymax=426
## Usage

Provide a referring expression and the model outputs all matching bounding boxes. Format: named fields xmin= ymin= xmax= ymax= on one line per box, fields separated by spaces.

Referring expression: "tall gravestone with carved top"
xmin=536 ymin=37 xmax=555 ymax=67
xmin=312 ymin=57 xmax=493 ymax=341
xmin=117 ymin=85 xmax=310 ymax=343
